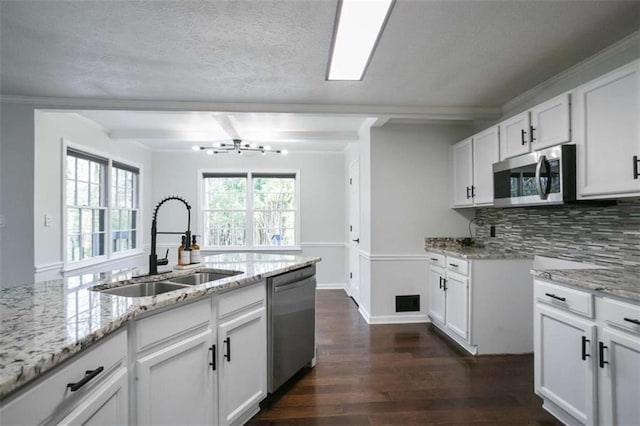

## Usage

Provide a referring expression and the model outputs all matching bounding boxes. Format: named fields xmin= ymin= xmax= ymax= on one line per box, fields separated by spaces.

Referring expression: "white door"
xmin=499 ymin=111 xmax=531 ymax=160
xmin=218 ymin=307 xmax=267 ymax=426
xmin=427 ymin=265 xmax=446 ymax=324
xmin=534 ymin=304 xmax=597 ymax=425
xmin=472 ymin=126 xmax=500 ymax=206
xmin=452 ymin=138 xmax=473 ymax=207
xmin=599 ymin=327 xmax=640 ymax=426
xmin=444 ymin=272 xmax=468 ymax=340
xmin=136 ymin=330 xmax=215 ymax=426
xmin=58 ymin=368 xmax=128 ymax=426
xmin=530 ymin=93 xmax=571 ymax=150
xmin=348 ymin=160 xmax=360 ymax=302
xmin=575 ymin=60 xmax=640 ymax=198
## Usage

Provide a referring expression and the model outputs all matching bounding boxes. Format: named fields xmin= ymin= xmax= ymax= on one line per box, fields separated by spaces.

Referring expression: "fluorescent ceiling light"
xmin=327 ymin=0 xmax=394 ymax=81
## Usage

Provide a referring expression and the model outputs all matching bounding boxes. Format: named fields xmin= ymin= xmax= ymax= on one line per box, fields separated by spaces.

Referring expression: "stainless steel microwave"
xmin=493 ymin=145 xmax=576 ymax=207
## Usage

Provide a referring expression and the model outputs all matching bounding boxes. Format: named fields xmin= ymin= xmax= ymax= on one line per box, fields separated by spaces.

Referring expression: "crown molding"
xmin=502 ymin=30 xmax=640 ymax=114
xmin=0 ymin=95 xmax=501 ymax=121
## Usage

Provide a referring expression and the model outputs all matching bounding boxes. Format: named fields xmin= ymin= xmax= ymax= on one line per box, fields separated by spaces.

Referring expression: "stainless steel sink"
xmin=98 ymin=281 xmax=189 ymax=297
xmin=167 ymin=270 xmax=242 ymax=286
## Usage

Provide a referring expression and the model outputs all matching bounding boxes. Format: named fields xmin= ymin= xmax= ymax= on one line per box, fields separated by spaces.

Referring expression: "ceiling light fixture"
xmin=193 ymin=139 xmax=288 ymax=155
xmin=327 ymin=0 xmax=395 ymax=81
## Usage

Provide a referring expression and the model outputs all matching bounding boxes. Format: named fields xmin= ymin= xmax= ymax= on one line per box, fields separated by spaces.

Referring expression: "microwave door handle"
xmin=535 ymin=155 xmax=549 ymax=200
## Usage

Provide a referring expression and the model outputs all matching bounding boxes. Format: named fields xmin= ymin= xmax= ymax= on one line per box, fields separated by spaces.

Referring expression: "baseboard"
xmin=358 ymin=305 xmax=372 ymax=323
xmin=316 ymin=282 xmax=346 ymax=290
xmin=366 ymin=313 xmax=429 ymax=324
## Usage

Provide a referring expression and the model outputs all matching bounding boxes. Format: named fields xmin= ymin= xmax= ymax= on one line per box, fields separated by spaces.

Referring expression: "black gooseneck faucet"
xmin=149 ymin=196 xmax=192 ymax=275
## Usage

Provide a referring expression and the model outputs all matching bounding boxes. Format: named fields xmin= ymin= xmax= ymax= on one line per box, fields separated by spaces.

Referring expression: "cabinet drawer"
xmin=446 ymin=257 xmax=468 ymax=276
xmin=427 ymin=253 xmax=446 ymax=268
xmin=534 ymin=280 xmax=594 ymax=318
xmin=218 ymin=281 xmax=266 ymax=319
xmin=1 ymin=329 xmax=127 ymax=426
xmin=137 ymin=298 xmax=211 ymax=351
xmin=603 ymin=297 xmax=640 ymax=335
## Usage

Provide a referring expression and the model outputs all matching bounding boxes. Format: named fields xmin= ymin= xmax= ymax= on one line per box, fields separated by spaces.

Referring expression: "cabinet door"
xmin=534 ymin=304 xmax=597 ymax=425
xmin=137 ymin=329 xmax=214 ymax=426
xmin=428 ymin=265 xmax=446 ymax=324
xmin=452 ymin=138 xmax=473 ymax=207
xmin=444 ymin=272 xmax=468 ymax=340
xmin=599 ymin=328 xmax=640 ymax=426
xmin=575 ymin=60 xmax=640 ymax=198
xmin=499 ymin=111 xmax=531 ymax=160
xmin=472 ymin=126 xmax=500 ymax=205
xmin=218 ymin=307 xmax=267 ymax=426
xmin=530 ymin=93 xmax=571 ymax=150
xmin=58 ymin=368 xmax=128 ymax=426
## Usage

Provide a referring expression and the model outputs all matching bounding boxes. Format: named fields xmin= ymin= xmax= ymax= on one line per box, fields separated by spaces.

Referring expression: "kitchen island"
xmin=0 ymin=253 xmax=320 ymax=425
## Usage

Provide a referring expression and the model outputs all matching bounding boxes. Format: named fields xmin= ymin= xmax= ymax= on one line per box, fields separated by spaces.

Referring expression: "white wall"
xmin=0 ymin=103 xmax=35 ymax=286
xmin=33 ymin=111 xmax=154 ymax=277
xmin=150 ymin=150 xmax=347 ymax=287
xmin=360 ymin=123 xmax=474 ymax=323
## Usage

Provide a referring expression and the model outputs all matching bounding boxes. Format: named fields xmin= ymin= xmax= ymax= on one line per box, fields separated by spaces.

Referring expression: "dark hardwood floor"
xmin=249 ymin=290 xmax=561 ymax=425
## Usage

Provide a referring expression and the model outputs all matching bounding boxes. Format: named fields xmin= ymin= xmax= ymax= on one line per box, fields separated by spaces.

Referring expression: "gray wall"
xmin=1 ymin=103 xmax=35 ymax=286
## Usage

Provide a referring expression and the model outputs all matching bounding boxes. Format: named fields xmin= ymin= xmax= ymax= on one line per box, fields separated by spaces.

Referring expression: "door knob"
xmin=352 ymin=238 xmax=360 ymax=243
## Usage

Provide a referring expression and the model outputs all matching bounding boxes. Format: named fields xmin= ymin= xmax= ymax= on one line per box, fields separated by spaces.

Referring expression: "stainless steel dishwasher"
xmin=267 ymin=265 xmax=316 ymax=393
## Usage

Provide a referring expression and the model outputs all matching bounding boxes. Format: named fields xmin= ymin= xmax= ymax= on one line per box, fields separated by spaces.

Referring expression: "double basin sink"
xmin=96 ymin=269 xmax=243 ymax=297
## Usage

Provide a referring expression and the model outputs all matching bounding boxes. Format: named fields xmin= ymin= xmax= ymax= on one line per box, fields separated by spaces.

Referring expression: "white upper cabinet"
xmin=452 ymin=137 xmax=474 ymax=207
xmin=472 ymin=126 xmax=500 ymax=206
xmin=574 ymin=60 xmax=640 ymax=199
xmin=499 ymin=111 xmax=531 ymax=160
xmin=500 ymin=93 xmax=571 ymax=160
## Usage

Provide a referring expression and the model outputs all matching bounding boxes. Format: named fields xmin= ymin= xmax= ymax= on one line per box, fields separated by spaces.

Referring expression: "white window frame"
xmin=197 ymin=169 xmax=301 ymax=251
xmin=62 ymin=139 xmax=144 ymax=271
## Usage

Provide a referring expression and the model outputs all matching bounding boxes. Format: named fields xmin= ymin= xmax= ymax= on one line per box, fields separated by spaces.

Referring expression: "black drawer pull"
xmin=449 ymin=263 xmax=459 ymax=268
xmin=430 ymin=258 xmax=438 ymax=262
xmin=209 ymin=344 xmax=216 ymax=371
xmin=581 ymin=336 xmax=590 ymax=361
xmin=67 ymin=366 xmax=104 ymax=392
xmin=530 ymin=126 xmax=536 ymax=142
xmin=521 ymin=128 xmax=527 ymax=145
xmin=466 ymin=186 xmax=471 ymax=199
xmin=599 ymin=342 xmax=608 ymax=368
xmin=545 ymin=293 xmax=566 ymax=302
xmin=634 ymin=155 xmax=639 ymax=179
xmin=438 ymin=276 xmax=443 ymax=289
xmin=442 ymin=279 xmax=447 ymax=292
xmin=623 ymin=317 xmax=640 ymax=325
xmin=224 ymin=337 xmax=231 ymax=362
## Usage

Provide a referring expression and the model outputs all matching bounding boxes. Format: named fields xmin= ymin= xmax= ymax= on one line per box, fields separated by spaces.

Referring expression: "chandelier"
xmin=192 ymin=139 xmax=288 ymax=156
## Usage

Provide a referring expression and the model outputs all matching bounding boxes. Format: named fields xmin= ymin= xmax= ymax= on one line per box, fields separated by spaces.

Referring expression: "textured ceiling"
xmin=2 ymin=0 xmax=639 ymax=109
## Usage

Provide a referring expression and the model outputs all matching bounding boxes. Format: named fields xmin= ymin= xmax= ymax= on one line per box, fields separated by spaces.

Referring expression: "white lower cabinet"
xmin=534 ymin=278 xmax=640 ymax=425
xmin=427 ymin=253 xmax=533 ymax=355
xmin=217 ymin=283 xmax=267 ymax=426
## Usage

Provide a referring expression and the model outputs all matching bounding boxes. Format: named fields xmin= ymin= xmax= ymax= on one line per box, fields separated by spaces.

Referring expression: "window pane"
xmin=121 ymin=210 xmax=130 ymax=229
xmin=81 ymin=209 xmax=93 ymax=233
xmin=67 ymin=208 xmax=80 ymax=234
xmin=253 ymin=211 xmax=295 ymax=246
xmin=76 ymin=182 xmax=89 ymax=206
xmin=77 ymin=159 xmax=89 ymax=182
xmin=66 ymin=156 xmax=76 ymax=179
xmin=131 ymin=230 xmax=137 ymax=249
xmin=204 ymin=178 xmax=246 ymax=209
xmin=253 ymin=177 xmax=295 ymax=209
xmin=90 ymin=161 xmax=101 ymax=184
xmin=131 ymin=211 xmax=137 ymax=229
xmin=203 ymin=211 xmax=246 ymax=246
xmin=66 ymin=180 xmax=76 ymax=206
xmin=89 ymin=183 xmax=101 ymax=207
xmin=111 ymin=209 xmax=120 ymax=231
xmin=68 ymin=235 xmax=80 ymax=261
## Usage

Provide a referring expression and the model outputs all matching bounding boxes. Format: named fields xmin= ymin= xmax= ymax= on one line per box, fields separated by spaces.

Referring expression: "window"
xmin=202 ymin=172 xmax=298 ymax=249
xmin=65 ymin=147 xmax=140 ymax=265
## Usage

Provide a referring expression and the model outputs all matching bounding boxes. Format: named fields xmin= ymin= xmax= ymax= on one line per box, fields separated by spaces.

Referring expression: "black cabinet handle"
xmin=624 ymin=317 xmax=640 ymax=325
xmin=599 ymin=342 xmax=608 ymax=368
xmin=581 ymin=336 xmax=590 ymax=361
xmin=443 ymin=279 xmax=447 ymax=292
xmin=352 ymin=238 xmax=360 ymax=243
xmin=224 ymin=337 xmax=231 ymax=362
xmin=466 ymin=186 xmax=471 ymax=199
xmin=471 ymin=186 xmax=476 ymax=197
xmin=449 ymin=263 xmax=459 ymax=268
xmin=430 ymin=258 xmax=438 ymax=262
xmin=438 ymin=276 xmax=443 ymax=289
xmin=530 ymin=126 xmax=536 ymax=142
xmin=67 ymin=366 xmax=104 ymax=392
xmin=545 ymin=293 xmax=566 ymax=302
xmin=209 ymin=344 xmax=216 ymax=371
xmin=634 ymin=155 xmax=639 ymax=179
xmin=521 ymin=129 xmax=527 ymax=145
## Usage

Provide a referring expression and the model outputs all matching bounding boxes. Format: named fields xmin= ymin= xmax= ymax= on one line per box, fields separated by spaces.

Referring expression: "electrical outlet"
xmin=0 ymin=214 xmax=5 ymax=228
xmin=44 ymin=214 xmax=53 ymax=227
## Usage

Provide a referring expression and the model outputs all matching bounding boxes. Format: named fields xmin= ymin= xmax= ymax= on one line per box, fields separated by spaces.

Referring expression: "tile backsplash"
xmin=474 ymin=199 xmax=640 ymax=269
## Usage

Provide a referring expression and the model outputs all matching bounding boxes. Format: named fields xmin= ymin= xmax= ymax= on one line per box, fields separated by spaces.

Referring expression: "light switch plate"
xmin=0 ymin=214 xmax=5 ymax=228
xmin=44 ymin=214 xmax=53 ymax=227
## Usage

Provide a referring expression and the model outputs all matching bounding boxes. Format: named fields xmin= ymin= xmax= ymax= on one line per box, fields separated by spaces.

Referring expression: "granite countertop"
xmin=424 ymin=237 xmax=532 ymax=260
xmin=531 ymin=267 xmax=640 ymax=303
xmin=0 ymin=253 xmax=320 ymax=400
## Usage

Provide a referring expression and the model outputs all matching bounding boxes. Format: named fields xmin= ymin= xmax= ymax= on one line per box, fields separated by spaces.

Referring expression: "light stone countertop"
xmin=0 ymin=253 xmax=320 ymax=400
xmin=425 ymin=246 xmax=533 ymax=260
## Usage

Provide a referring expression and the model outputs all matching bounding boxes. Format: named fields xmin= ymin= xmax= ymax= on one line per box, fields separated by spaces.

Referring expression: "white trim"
xmin=368 ymin=254 xmax=429 ymax=262
xmin=34 ymin=261 xmax=64 ymax=274
xmin=316 ymin=282 xmax=347 ymax=290
xmin=365 ymin=313 xmax=430 ymax=325
xmin=62 ymin=252 xmax=145 ymax=276
xmin=358 ymin=305 xmax=372 ymax=323
xmin=502 ymin=30 xmax=640 ymax=114
xmin=300 ymin=242 xmax=348 ymax=248
xmin=0 ymin=95 xmax=501 ymax=121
